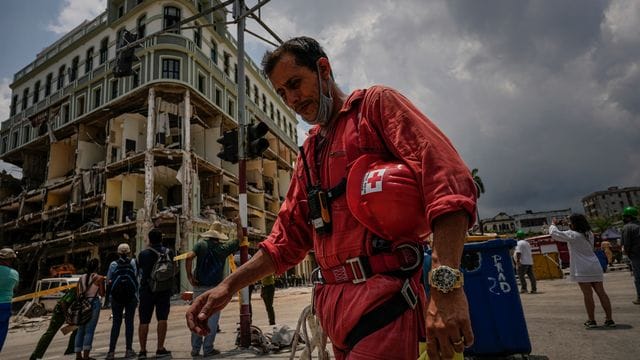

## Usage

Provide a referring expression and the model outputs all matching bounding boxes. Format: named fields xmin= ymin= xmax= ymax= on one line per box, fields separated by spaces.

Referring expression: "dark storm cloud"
xmin=246 ymin=0 xmax=640 ymax=219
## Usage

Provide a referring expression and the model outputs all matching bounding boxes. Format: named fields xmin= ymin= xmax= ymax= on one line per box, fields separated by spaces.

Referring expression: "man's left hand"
xmin=426 ymin=289 xmax=474 ymax=360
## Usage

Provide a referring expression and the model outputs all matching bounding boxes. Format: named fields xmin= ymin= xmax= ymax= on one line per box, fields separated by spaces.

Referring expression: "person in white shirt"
xmin=514 ymin=230 xmax=537 ymax=294
xmin=549 ymin=214 xmax=615 ymax=329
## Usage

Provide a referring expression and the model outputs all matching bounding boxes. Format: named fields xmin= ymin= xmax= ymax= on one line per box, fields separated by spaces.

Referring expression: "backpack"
xmin=110 ymin=258 xmax=138 ymax=304
xmin=195 ymin=243 xmax=224 ymax=287
xmin=148 ymin=247 xmax=175 ymax=293
xmin=65 ymin=274 xmax=95 ymax=326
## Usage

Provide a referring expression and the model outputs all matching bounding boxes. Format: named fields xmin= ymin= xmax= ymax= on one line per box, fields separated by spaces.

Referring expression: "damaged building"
xmin=0 ymin=0 xmax=314 ymax=294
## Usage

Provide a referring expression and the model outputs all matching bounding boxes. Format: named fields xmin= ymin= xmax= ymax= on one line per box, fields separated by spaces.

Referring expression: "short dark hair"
xmin=262 ymin=36 xmax=329 ymax=77
xmin=148 ymin=228 xmax=163 ymax=245
xmin=569 ymin=213 xmax=591 ymax=234
xmin=87 ymin=258 xmax=100 ymax=273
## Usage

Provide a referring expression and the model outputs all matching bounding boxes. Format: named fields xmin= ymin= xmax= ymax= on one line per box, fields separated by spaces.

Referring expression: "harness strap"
xmin=326 ymin=178 xmax=347 ymax=202
xmin=344 ymin=279 xmax=418 ymax=349
xmin=320 ymin=243 xmax=422 ymax=284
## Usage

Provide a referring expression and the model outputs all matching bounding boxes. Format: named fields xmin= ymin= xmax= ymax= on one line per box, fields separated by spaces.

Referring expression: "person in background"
xmin=186 ymin=36 xmax=477 ymax=360
xmin=599 ymin=239 xmax=613 ymax=266
xmin=514 ymin=230 xmax=537 ymax=294
xmin=74 ymin=258 xmax=106 ymax=360
xmin=260 ymin=273 xmax=276 ymax=326
xmin=106 ymin=243 xmax=139 ymax=359
xmin=185 ymin=218 xmax=241 ymax=357
xmin=621 ymin=206 xmax=640 ymax=305
xmin=549 ymin=214 xmax=615 ymax=329
xmin=137 ymin=229 xmax=173 ymax=359
xmin=0 ymin=248 xmax=19 ymax=353
xmin=29 ymin=288 xmax=78 ymax=360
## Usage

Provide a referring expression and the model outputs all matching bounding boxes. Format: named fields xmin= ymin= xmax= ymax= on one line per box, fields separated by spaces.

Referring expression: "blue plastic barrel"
xmin=461 ymin=239 xmax=531 ymax=356
xmin=594 ymin=249 xmax=608 ymax=272
xmin=425 ymin=239 xmax=531 ymax=356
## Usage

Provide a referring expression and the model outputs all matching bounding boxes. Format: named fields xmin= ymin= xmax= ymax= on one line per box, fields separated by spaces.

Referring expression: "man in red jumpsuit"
xmin=186 ymin=36 xmax=477 ymax=360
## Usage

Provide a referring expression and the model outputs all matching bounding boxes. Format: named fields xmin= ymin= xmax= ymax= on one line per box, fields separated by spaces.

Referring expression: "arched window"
xmin=137 ymin=15 xmax=146 ymax=38
xmin=163 ymin=6 xmax=181 ymax=34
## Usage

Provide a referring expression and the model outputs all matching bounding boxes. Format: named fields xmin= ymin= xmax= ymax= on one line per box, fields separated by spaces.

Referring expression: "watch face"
xmin=432 ymin=267 xmax=458 ymax=292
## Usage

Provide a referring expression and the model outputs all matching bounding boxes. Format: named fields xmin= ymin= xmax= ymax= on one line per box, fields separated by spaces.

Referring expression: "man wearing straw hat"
xmin=185 ymin=218 xmax=241 ymax=357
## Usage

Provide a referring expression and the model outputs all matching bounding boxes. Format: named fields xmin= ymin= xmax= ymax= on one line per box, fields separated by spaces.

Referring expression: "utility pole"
xmin=234 ymin=0 xmax=252 ymax=348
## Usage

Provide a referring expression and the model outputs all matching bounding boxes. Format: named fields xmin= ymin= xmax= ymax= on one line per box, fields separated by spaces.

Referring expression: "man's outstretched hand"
xmin=186 ymin=284 xmax=233 ymax=336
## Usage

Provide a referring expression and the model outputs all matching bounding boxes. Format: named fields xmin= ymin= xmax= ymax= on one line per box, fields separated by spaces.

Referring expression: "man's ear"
xmin=317 ymin=57 xmax=332 ymax=80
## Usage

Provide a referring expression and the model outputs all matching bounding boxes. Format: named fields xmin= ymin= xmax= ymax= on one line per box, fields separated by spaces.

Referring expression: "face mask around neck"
xmin=312 ymin=63 xmax=333 ymax=126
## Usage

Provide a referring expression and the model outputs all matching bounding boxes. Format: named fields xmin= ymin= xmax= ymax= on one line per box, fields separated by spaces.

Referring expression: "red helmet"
xmin=347 ymin=154 xmax=429 ymax=242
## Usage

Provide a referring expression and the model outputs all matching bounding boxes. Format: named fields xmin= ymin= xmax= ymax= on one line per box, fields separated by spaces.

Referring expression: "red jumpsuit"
xmin=259 ymin=86 xmax=477 ymax=359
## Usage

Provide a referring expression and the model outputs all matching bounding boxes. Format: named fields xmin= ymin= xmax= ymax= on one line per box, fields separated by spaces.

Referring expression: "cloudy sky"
xmin=1 ymin=0 xmax=639 ymax=220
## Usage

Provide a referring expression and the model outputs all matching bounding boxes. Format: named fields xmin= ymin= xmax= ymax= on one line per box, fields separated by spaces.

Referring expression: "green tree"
xmin=589 ymin=215 xmax=615 ymax=234
xmin=471 ymin=168 xmax=485 ymax=234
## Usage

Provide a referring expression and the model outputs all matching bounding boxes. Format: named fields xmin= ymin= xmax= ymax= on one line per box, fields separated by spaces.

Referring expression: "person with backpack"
xmin=185 ymin=218 xmax=241 ymax=357
xmin=186 ymin=37 xmax=477 ymax=360
xmin=137 ymin=228 xmax=174 ymax=359
xmin=106 ymin=243 xmax=139 ymax=359
xmin=73 ymin=258 xmax=105 ymax=360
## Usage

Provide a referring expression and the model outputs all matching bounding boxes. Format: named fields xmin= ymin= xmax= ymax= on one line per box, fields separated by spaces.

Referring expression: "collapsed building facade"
xmin=0 ymin=0 xmax=315 ymax=294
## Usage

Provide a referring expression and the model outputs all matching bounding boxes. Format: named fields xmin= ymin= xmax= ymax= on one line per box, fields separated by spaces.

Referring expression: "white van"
xmin=33 ymin=276 xmax=82 ymax=312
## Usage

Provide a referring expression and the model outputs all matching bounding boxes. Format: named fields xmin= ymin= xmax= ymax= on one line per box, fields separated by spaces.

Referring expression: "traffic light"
xmin=217 ymin=129 xmax=239 ymax=163
xmin=113 ymin=29 xmax=140 ymax=77
xmin=247 ymin=121 xmax=269 ymax=159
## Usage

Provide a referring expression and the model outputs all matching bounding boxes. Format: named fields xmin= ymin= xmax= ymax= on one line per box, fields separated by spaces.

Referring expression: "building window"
xmin=210 ymin=40 xmax=217 ymax=64
xmin=10 ymin=95 xmax=17 ymax=116
xmin=11 ymin=131 xmax=18 ymax=149
xmin=45 ymin=73 xmax=52 ymax=96
xmin=116 ymin=28 xmax=125 ymax=49
xmin=269 ymin=102 xmax=274 ymax=120
xmin=253 ymin=85 xmax=258 ymax=104
xmin=57 ymin=65 xmax=65 ymax=90
xmin=234 ymin=64 xmax=237 ymax=83
xmin=194 ymin=24 xmax=202 ymax=48
xmin=70 ymin=56 xmax=79 ymax=81
xmin=161 ymin=59 xmax=180 ymax=79
xmin=1 ymin=137 xmax=7 ymax=153
xmin=215 ymin=88 xmax=222 ymax=107
xmin=77 ymin=96 xmax=85 ymax=116
xmin=277 ymin=110 xmax=281 ymax=127
xmin=23 ymin=125 xmax=30 ymax=144
xmin=262 ymin=94 xmax=266 ymax=112
xmin=62 ymin=103 xmax=70 ymax=123
xmin=33 ymin=81 xmax=40 ymax=104
xmin=22 ymin=88 xmax=29 ymax=110
xmin=85 ymin=47 xmax=94 ymax=73
xmin=111 ymin=79 xmax=118 ymax=100
xmin=228 ymin=99 xmax=235 ymax=117
xmin=198 ymin=74 xmax=205 ymax=93
xmin=223 ymin=52 xmax=230 ymax=75
xmin=137 ymin=15 xmax=146 ymax=38
xmin=117 ymin=5 xmax=124 ymax=18
xmin=100 ymin=37 xmax=109 ymax=64
xmin=245 ymin=76 xmax=250 ymax=96
xmin=93 ymin=87 xmax=102 ymax=108
xmin=163 ymin=6 xmax=181 ymax=34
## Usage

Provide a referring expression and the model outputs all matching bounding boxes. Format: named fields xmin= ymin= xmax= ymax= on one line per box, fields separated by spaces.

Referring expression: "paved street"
xmin=3 ymin=270 xmax=639 ymax=359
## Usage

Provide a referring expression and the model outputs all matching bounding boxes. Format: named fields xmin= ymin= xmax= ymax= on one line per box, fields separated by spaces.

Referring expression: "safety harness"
xmin=313 ymin=239 xmax=423 ymax=349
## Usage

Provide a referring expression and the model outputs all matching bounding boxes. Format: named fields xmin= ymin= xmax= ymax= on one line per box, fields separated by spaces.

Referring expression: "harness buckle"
xmin=397 ymin=243 xmax=423 ymax=272
xmin=401 ymin=279 xmax=418 ymax=309
xmin=346 ymin=257 xmax=368 ymax=284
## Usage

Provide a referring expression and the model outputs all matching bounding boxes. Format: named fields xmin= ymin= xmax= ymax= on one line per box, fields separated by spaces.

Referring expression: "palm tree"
xmin=471 ymin=168 xmax=485 ymax=234
xmin=589 ymin=216 xmax=615 ymax=234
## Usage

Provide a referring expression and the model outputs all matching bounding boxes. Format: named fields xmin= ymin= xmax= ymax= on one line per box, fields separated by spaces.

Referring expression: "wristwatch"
xmin=429 ymin=265 xmax=464 ymax=293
